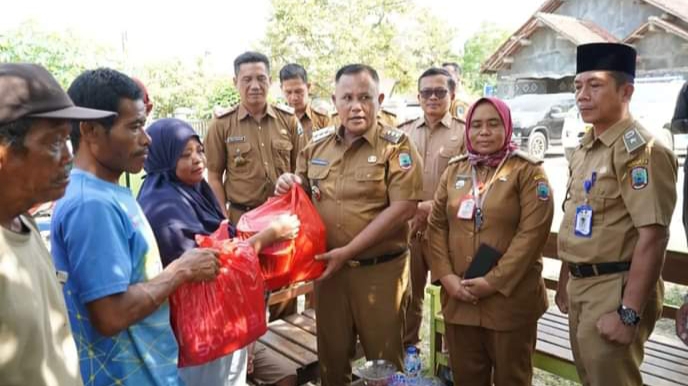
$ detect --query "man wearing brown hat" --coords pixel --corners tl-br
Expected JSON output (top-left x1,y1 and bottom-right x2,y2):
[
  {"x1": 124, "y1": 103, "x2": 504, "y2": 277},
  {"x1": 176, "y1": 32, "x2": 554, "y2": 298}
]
[
  {"x1": 555, "y1": 43, "x2": 677, "y2": 385},
  {"x1": 0, "y1": 63, "x2": 115, "y2": 386}
]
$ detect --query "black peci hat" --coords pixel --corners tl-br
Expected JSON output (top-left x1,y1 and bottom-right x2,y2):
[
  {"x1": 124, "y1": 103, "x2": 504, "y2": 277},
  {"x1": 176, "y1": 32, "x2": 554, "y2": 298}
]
[{"x1": 576, "y1": 43, "x2": 637, "y2": 78}]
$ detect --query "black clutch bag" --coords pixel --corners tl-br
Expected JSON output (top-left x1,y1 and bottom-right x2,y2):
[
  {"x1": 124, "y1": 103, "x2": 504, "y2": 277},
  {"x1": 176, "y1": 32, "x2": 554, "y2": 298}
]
[{"x1": 464, "y1": 243, "x2": 503, "y2": 279}]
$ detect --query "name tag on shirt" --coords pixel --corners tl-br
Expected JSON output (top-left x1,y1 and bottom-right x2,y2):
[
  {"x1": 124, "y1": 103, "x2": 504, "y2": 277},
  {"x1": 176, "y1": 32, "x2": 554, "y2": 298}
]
[
  {"x1": 574, "y1": 204, "x2": 593, "y2": 237},
  {"x1": 457, "y1": 195, "x2": 476, "y2": 220}
]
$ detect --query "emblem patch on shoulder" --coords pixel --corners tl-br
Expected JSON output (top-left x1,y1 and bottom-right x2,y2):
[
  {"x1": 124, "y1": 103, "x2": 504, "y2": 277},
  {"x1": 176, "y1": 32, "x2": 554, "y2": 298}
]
[
  {"x1": 536, "y1": 181, "x2": 550, "y2": 201},
  {"x1": 399, "y1": 152, "x2": 412, "y2": 170},
  {"x1": 630, "y1": 166, "x2": 648, "y2": 190}
]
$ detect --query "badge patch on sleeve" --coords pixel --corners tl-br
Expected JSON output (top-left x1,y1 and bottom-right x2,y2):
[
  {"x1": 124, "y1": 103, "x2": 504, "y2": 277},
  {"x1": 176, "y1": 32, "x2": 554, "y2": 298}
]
[
  {"x1": 399, "y1": 152, "x2": 412, "y2": 170},
  {"x1": 536, "y1": 181, "x2": 550, "y2": 201},
  {"x1": 630, "y1": 166, "x2": 648, "y2": 190}
]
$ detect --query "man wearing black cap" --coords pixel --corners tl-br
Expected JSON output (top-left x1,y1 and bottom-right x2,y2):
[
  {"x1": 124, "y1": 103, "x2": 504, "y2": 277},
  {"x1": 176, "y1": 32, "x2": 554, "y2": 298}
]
[
  {"x1": 0, "y1": 63, "x2": 115, "y2": 386},
  {"x1": 555, "y1": 43, "x2": 677, "y2": 385}
]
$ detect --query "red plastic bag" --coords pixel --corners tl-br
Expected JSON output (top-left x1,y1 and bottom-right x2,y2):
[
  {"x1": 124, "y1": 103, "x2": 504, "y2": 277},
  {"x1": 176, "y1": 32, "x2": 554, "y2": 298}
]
[
  {"x1": 236, "y1": 185, "x2": 327, "y2": 290},
  {"x1": 170, "y1": 223, "x2": 267, "y2": 367}
]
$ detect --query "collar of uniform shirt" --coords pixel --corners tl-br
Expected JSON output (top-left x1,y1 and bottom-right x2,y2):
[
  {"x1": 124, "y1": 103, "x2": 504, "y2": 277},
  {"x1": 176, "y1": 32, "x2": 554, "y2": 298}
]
[
  {"x1": 335, "y1": 121, "x2": 378, "y2": 145},
  {"x1": 583, "y1": 116, "x2": 634, "y2": 148},
  {"x1": 237, "y1": 103, "x2": 278, "y2": 121}
]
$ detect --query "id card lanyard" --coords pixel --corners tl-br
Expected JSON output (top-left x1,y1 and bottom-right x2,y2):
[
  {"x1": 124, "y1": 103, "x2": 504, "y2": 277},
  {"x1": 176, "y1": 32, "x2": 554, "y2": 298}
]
[
  {"x1": 470, "y1": 157, "x2": 508, "y2": 231},
  {"x1": 574, "y1": 171, "x2": 596, "y2": 237}
]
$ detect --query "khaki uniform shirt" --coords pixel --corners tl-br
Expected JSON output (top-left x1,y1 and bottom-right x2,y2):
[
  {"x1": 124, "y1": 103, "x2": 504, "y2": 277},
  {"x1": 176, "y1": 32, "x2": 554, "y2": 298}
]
[
  {"x1": 296, "y1": 124, "x2": 423, "y2": 260},
  {"x1": 205, "y1": 103, "x2": 302, "y2": 208},
  {"x1": 427, "y1": 152, "x2": 554, "y2": 330},
  {"x1": 558, "y1": 118, "x2": 677, "y2": 264},
  {"x1": 450, "y1": 98, "x2": 471, "y2": 121},
  {"x1": 0, "y1": 215, "x2": 82, "y2": 386},
  {"x1": 331, "y1": 107, "x2": 398, "y2": 129},
  {"x1": 398, "y1": 112, "x2": 466, "y2": 201},
  {"x1": 300, "y1": 103, "x2": 332, "y2": 142}
]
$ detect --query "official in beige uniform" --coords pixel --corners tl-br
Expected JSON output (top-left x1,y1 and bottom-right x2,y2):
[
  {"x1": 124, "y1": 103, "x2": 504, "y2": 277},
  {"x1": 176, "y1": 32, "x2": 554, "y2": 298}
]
[
  {"x1": 205, "y1": 52, "x2": 302, "y2": 225},
  {"x1": 442, "y1": 61, "x2": 471, "y2": 120},
  {"x1": 275, "y1": 64, "x2": 423, "y2": 385},
  {"x1": 398, "y1": 67, "x2": 465, "y2": 348},
  {"x1": 279, "y1": 63, "x2": 331, "y2": 142},
  {"x1": 427, "y1": 97, "x2": 553, "y2": 386},
  {"x1": 555, "y1": 43, "x2": 678, "y2": 386},
  {"x1": 204, "y1": 51, "x2": 300, "y2": 386}
]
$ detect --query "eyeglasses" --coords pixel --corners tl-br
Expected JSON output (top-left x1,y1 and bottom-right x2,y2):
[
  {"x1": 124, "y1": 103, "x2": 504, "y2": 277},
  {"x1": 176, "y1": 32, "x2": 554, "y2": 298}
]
[{"x1": 419, "y1": 88, "x2": 449, "y2": 100}]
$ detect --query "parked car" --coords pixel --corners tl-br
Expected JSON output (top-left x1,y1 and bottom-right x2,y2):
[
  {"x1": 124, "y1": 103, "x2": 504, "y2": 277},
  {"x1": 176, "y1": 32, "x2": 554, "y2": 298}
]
[
  {"x1": 561, "y1": 77, "x2": 683, "y2": 160},
  {"x1": 507, "y1": 93, "x2": 576, "y2": 159}
]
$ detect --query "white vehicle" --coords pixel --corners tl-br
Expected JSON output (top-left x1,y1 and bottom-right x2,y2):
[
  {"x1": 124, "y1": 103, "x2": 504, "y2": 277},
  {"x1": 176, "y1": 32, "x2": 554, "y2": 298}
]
[{"x1": 562, "y1": 76, "x2": 683, "y2": 160}]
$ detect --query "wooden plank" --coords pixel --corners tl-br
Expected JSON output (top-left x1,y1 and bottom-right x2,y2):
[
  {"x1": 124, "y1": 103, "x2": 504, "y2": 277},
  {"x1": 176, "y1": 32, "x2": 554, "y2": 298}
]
[
  {"x1": 533, "y1": 350, "x2": 581, "y2": 382},
  {"x1": 283, "y1": 313, "x2": 317, "y2": 335},
  {"x1": 303, "y1": 308, "x2": 316, "y2": 320},
  {"x1": 258, "y1": 330, "x2": 318, "y2": 367},
  {"x1": 267, "y1": 282, "x2": 314, "y2": 306},
  {"x1": 269, "y1": 319, "x2": 318, "y2": 352}
]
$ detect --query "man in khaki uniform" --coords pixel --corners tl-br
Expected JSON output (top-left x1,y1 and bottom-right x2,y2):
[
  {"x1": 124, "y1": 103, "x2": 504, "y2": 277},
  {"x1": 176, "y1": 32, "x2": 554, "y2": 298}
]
[
  {"x1": 204, "y1": 51, "x2": 300, "y2": 386},
  {"x1": 443, "y1": 62, "x2": 471, "y2": 120},
  {"x1": 205, "y1": 51, "x2": 302, "y2": 225},
  {"x1": 397, "y1": 67, "x2": 465, "y2": 348},
  {"x1": 555, "y1": 43, "x2": 678, "y2": 386},
  {"x1": 279, "y1": 63, "x2": 331, "y2": 143},
  {"x1": 275, "y1": 64, "x2": 423, "y2": 385}
]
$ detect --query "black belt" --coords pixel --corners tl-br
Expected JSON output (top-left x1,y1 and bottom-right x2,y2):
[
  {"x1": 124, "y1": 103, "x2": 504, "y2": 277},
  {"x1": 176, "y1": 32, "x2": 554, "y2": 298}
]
[
  {"x1": 229, "y1": 202, "x2": 256, "y2": 212},
  {"x1": 568, "y1": 262, "x2": 631, "y2": 278},
  {"x1": 347, "y1": 249, "x2": 407, "y2": 268}
]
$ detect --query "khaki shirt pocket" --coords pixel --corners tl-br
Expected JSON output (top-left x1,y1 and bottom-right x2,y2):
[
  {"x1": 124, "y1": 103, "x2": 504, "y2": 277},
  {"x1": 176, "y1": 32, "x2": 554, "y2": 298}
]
[
  {"x1": 437, "y1": 145, "x2": 462, "y2": 174},
  {"x1": 227, "y1": 142, "x2": 252, "y2": 173},
  {"x1": 307, "y1": 164, "x2": 331, "y2": 199},
  {"x1": 272, "y1": 140, "x2": 294, "y2": 173},
  {"x1": 590, "y1": 176, "x2": 625, "y2": 259},
  {"x1": 354, "y1": 164, "x2": 387, "y2": 202}
]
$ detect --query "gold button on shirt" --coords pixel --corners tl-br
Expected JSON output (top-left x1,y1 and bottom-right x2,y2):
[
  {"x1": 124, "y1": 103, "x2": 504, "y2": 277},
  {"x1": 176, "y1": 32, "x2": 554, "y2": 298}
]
[
  {"x1": 427, "y1": 153, "x2": 554, "y2": 330},
  {"x1": 296, "y1": 124, "x2": 423, "y2": 259},
  {"x1": 398, "y1": 112, "x2": 466, "y2": 201},
  {"x1": 204, "y1": 104, "x2": 302, "y2": 208},
  {"x1": 558, "y1": 118, "x2": 678, "y2": 265}
]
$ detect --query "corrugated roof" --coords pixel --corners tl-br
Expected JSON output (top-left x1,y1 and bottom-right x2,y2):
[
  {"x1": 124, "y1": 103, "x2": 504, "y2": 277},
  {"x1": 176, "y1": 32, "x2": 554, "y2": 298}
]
[{"x1": 481, "y1": 12, "x2": 616, "y2": 73}]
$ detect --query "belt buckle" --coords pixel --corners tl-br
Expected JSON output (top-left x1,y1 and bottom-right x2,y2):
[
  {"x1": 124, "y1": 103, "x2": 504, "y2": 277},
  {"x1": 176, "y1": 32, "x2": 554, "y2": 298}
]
[{"x1": 347, "y1": 260, "x2": 361, "y2": 268}]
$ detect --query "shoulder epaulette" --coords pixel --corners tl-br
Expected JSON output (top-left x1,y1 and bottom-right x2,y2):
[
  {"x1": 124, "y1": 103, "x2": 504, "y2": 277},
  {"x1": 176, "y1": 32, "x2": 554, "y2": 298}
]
[
  {"x1": 622, "y1": 127, "x2": 647, "y2": 153},
  {"x1": 448, "y1": 154, "x2": 468, "y2": 165},
  {"x1": 312, "y1": 126, "x2": 335, "y2": 143},
  {"x1": 311, "y1": 105, "x2": 329, "y2": 117},
  {"x1": 397, "y1": 116, "x2": 419, "y2": 129},
  {"x1": 274, "y1": 104, "x2": 295, "y2": 114},
  {"x1": 511, "y1": 150, "x2": 543, "y2": 165},
  {"x1": 380, "y1": 128, "x2": 405, "y2": 144},
  {"x1": 380, "y1": 107, "x2": 397, "y2": 117},
  {"x1": 213, "y1": 105, "x2": 238, "y2": 118},
  {"x1": 452, "y1": 116, "x2": 466, "y2": 125}
]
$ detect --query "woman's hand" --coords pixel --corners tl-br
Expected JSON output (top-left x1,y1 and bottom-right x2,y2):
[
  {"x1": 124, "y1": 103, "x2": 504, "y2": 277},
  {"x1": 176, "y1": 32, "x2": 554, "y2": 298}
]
[
  {"x1": 461, "y1": 277, "x2": 497, "y2": 299},
  {"x1": 269, "y1": 214, "x2": 300, "y2": 241}
]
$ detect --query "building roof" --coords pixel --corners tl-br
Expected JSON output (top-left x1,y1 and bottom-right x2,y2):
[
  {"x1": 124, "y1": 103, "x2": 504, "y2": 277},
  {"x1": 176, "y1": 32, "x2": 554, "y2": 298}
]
[
  {"x1": 481, "y1": 12, "x2": 616, "y2": 74},
  {"x1": 642, "y1": 0, "x2": 688, "y2": 24},
  {"x1": 624, "y1": 15, "x2": 688, "y2": 43}
]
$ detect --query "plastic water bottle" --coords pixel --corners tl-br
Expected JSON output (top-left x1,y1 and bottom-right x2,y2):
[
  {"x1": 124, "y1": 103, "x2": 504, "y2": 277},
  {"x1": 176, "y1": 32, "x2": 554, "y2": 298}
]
[{"x1": 403, "y1": 346, "x2": 421, "y2": 385}]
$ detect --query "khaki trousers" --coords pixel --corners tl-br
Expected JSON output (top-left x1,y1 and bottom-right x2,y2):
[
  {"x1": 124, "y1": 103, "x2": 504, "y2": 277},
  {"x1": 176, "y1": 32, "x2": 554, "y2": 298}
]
[
  {"x1": 444, "y1": 323, "x2": 537, "y2": 386},
  {"x1": 567, "y1": 274, "x2": 663, "y2": 386},
  {"x1": 404, "y1": 235, "x2": 429, "y2": 347},
  {"x1": 315, "y1": 252, "x2": 410, "y2": 386}
]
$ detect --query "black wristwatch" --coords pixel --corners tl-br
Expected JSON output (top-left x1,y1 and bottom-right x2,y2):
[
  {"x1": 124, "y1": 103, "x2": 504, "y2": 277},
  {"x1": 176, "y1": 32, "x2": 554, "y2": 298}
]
[{"x1": 617, "y1": 305, "x2": 641, "y2": 326}]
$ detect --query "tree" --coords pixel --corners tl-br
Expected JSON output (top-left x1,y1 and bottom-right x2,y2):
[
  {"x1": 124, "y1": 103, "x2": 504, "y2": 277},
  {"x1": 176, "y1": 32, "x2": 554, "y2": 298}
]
[
  {"x1": 261, "y1": 0, "x2": 457, "y2": 96},
  {"x1": 460, "y1": 22, "x2": 510, "y2": 95},
  {"x1": 0, "y1": 21, "x2": 123, "y2": 89}
]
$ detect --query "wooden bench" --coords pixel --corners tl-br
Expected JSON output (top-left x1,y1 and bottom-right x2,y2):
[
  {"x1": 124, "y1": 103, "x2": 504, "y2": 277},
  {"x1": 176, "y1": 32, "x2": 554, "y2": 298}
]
[
  {"x1": 255, "y1": 281, "x2": 365, "y2": 385},
  {"x1": 428, "y1": 232, "x2": 688, "y2": 385}
]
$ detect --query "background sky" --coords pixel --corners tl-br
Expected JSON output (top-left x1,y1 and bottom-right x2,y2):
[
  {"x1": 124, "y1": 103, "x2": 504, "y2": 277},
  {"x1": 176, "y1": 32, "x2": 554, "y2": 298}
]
[{"x1": 1, "y1": 0, "x2": 545, "y2": 74}]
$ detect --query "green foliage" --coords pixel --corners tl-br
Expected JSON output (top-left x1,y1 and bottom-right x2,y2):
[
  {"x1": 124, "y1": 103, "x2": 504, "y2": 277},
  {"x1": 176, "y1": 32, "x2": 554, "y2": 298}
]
[
  {"x1": 461, "y1": 22, "x2": 510, "y2": 95},
  {"x1": 0, "y1": 21, "x2": 122, "y2": 89},
  {"x1": 261, "y1": 0, "x2": 457, "y2": 96}
]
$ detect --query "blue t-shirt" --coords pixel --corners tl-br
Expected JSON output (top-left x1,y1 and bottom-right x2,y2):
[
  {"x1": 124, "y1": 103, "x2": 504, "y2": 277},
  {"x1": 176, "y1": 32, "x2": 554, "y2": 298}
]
[{"x1": 51, "y1": 169, "x2": 183, "y2": 386}]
